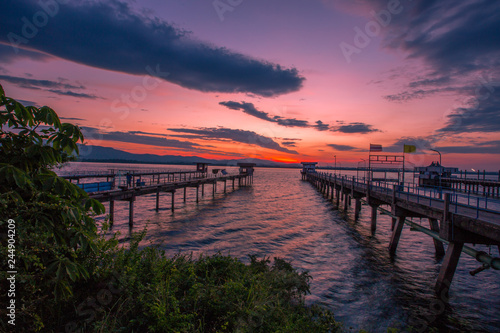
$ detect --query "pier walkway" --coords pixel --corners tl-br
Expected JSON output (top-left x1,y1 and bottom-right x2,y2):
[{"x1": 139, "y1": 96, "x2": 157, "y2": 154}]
[
  {"x1": 303, "y1": 171, "x2": 500, "y2": 296},
  {"x1": 62, "y1": 164, "x2": 256, "y2": 227}
]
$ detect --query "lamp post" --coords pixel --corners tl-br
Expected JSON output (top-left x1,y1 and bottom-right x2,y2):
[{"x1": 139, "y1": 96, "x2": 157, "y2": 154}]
[
  {"x1": 357, "y1": 159, "x2": 366, "y2": 180},
  {"x1": 334, "y1": 155, "x2": 336, "y2": 175},
  {"x1": 430, "y1": 149, "x2": 442, "y2": 165}
]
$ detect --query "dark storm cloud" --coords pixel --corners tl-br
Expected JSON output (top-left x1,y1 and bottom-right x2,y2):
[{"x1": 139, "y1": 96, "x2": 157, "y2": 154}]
[
  {"x1": 0, "y1": 43, "x2": 50, "y2": 63},
  {"x1": 167, "y1": 127, "x2": 298, "y2": 154},
  {"x1": 219, "y1": 101, "x2": 275, "y2": 122},
  {"x1": 383, "y1": 137, "x2": 433, "y2": 153},
  {"x1": 327, "y1": 143, "x2": 360, "y2": 152},
  {"x1": 0, "y1": 74, "x2": 99, "y2": 99},
  {"x1": 313, "y1": 120, "x2": 330, "y2": 131},
  {"x1": 364, "y1": 0, "x2": 500, "y2": 111},
  {"x1": 437, "y1": 86, "x2": 500, "y2": 134},
  {"x1": 0, "y1": 74, "x2": 83, "y2": 90},
  {"x1": 281, "y1": 141, "x2": 297, "y2": 147},
  {"x1": 436, "y1": 141, "x2": 500, "y2": 154},
  {"x1": 60, "y1": 117, "x2": 86, "y2": 121},
  {"x1": 47, "y1": 89, "x2": 100, "y2": 99},
  {"x1": 219, "y1": 101, "x2": 327, "y2": 130},
  {"x1": 81, "y1": 127, "x2": 206, "y2": 150},
  {"x1": 384, "y1": 86, "x2": 468, "y2": 102},
  {"x1": 0, "y1": 0, "x2": 304, "y2": 97},
  {"x1": 331, "y1": 122, "x2": 379, "y2": 134},
  {"x1": 388, "y1": 1, "x2": 500, "y2": 75}
]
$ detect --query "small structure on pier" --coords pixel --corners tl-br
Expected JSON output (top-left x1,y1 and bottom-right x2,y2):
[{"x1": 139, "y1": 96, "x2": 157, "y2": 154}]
[
  {"x1": 196, "y1": 162, "x2": 209, "y2": 173},
  {"x1": 237, "y1": 163, "x2": 256, "y2": 175},
  {"x1": 300, "y1": 162, "x2": 318, "y2": 175},
  {"x1": 415, "y1": 162, "x2": 458, "y2": 188},
  {"x1": 300, "y1": 162, "x2": 318, "y2": 180}
]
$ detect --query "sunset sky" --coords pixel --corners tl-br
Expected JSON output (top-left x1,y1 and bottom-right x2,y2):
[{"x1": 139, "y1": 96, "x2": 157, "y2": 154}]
[{"x1": 1, "y1": 0, "x2": 499, "y2": 169}]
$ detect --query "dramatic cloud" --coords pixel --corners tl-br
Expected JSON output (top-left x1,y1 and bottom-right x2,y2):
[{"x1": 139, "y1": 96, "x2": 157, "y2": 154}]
[
  {"x1": 0, "y1": 0, "x2": 304, "y2": 97},
  {"x1": 438, "y1": 86, "x2": 500, "y2": 134},
  {"x1": 378, "y1": 1, "x2": 500, "y2": 76},
  {"x1": 331, "y1": 121, "x2": 380, "y2": 134},
  {"x1": 80, "y1": 127, "x2": 208, "y2": 150},
  {"x1": 436, "y1": 141, "x2": 500, "y2": 154},
  {"x1": 0, "y1": 74, "x2": 100, "y2": 99},
  {"x1": 327, "y1": 143, "x2": 361, "y2": 152},
  {"x1": 220, "y1": 101, "x2": 328, "y2": 130},
  {"x1": 383, "y1": 137, "x2": 434, "y2": 153},
  {"x1": 60, "y1": 117, "x2": 86, "y2": 121},
  {"x1": 0, "y1": 43, "x2": 50, "y2": 63},
  {"x1": 384, "y1": 87, "x2": 467, "y2": 102},
  {"x1": 168, "y1": 127, "x2": 298, "y2": 154},
  {"x1": 219, "y1": 101, "x2": 274, "y2": 122},
  {"x1": 313, "y1": 120, "x2": 330, "y2": 131},
  {"x1": 281, "y1": 141, "x2": 297, "y2": 147},
  {"x1": 364, "y1": 0, "x2": 500, "y2": 114}
]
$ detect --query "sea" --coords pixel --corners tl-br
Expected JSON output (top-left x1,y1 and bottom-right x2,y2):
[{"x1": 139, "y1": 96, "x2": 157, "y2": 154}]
[{"x1": 57, "y1": 162, "x2": 500, "y2": 332}]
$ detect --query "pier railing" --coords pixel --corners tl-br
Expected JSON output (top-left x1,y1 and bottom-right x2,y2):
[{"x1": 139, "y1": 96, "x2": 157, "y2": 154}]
[{"x1": 315, "y1": 172, "x2": 500, "y2": 221}]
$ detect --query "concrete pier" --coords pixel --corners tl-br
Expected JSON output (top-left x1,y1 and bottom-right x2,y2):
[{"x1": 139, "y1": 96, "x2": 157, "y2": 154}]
[{"x1": 303, "y1": 170, "x2": 500, "y2": 296}]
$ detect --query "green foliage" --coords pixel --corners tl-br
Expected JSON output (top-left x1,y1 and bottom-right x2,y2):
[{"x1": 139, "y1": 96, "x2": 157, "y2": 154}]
[
  {"x1": 65, "y1": 235, "x2": 341, "y2": 332},
  {"x1": 0, "y1": 84, "x2": 104, "y2": 331},
  {"x1": 0, "y1": 84, "x2": 342, "y2": 332}
]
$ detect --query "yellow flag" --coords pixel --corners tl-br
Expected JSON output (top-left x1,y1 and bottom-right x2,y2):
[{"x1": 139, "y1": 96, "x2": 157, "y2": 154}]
[{"x1": 404, "y1": 144, "x2": 416, "y2": 153}]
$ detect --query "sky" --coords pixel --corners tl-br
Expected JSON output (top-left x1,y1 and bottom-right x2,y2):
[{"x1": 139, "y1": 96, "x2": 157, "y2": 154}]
[{"x1": 1, "y1": 0, "x2": 499, "y2": 170}]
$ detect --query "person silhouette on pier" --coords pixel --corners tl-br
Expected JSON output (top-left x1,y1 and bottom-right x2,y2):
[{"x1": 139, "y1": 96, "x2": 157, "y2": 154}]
[{"x1": 126, "y1": 173, "x2": 132, "y2": 187}]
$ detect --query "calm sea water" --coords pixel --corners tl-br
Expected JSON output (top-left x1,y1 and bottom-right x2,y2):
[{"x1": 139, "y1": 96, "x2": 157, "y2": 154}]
[{"x1": 58, "y1": 162, "x2": 500, "y2": 332}]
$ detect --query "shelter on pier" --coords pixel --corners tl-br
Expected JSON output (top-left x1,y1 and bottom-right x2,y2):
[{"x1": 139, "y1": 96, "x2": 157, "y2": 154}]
[
  {"x1": 237, "y1": 163, "x2": 256, "y2": 175},
  {"x1": 196, "y1": 162, "x2": 209, "y2": 173},
  {"x1": 415, "y1": 162, "x2": 458, "y2": 188},
  {"x1": 300, "y1": 162, "x2": 317, "y2": 180},
  {"x1": 300, "y1": 162, "x2": 317, "y2": 174}
]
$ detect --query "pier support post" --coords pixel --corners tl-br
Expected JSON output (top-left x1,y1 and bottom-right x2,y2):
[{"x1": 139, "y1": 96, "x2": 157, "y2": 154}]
[
  {"x1": 354, "y1": 198, "x2": 361, "y2": 220},
  {"x1": 370, "y1": 205, "x2": 379, "y2": 233},
  {"x1": 156, "y1": 189, "x2": 160, "y2": 212},
  {"x1": 202, "y1": 184, "x2": 205, "y2": 196},
  {"x1": 196, "y1": 186, "x2": 199, "y2": 203},
  {"x1": 335, "y1": 190, "x2": 340, "y2": 208},
  {"x1": 224, "y1": 180, "x2": 227, "y2": 193},
  {"x1": 128, "y1": 197, "x2": 135, "y2": 228},
  {"x1": 429, "y1": 218, "x2": 445, "y2": 256},
  {"x1": 343, "y1": 192, "x2": 348, "y2": 211},
  {"x1": 388, "y1": 215, "x2": 406, "y2": 255},
  {"x1": 232, "y1": 178, "x2": 235, "y2": 189},
  {"x1": 171, "y1": 191, "x2": 175, "y2": 212},
  {"x1": 184, "y1": 187, "x2": 187, "y2": 202},
  {"x1": 213, "y1": 181, "x2": 216, "y2": 196},
  {"x1": 435, "y1": 241, "x2": 464, "y2": 297},
  {"x1": 109, "y1": 200, "x2": 114, "y2": 225}
]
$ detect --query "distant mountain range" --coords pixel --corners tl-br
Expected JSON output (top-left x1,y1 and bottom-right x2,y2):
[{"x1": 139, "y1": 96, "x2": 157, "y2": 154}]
[{"x1": 77, "y1": 145, "x2": 301, "y2": 168}]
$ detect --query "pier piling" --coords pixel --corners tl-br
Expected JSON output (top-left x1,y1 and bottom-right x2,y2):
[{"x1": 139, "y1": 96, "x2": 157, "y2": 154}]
[
  {"x1": 435, "y1": 242, "x2": 464, "y2": 297},
  {"x1": 429, "y1": 218, "x2": 445, "y2": 256},
  {"x1": 388, "y1": 215, "x2": 406, "y2": 255}
]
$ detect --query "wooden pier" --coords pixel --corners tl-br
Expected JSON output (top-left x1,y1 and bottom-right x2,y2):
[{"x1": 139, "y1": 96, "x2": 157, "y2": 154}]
[
  {"x1": 302, "y1": 170, "x2": 500, "y2": 297},
  {"x1": 64, "y1": 163, "x2": 255, "y2": 227}
]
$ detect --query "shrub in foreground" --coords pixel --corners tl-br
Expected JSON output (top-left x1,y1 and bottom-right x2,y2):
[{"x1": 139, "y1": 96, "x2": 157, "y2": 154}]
[{"x1": 66, "y1": 234, "x2": 341, "y2": 332}]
